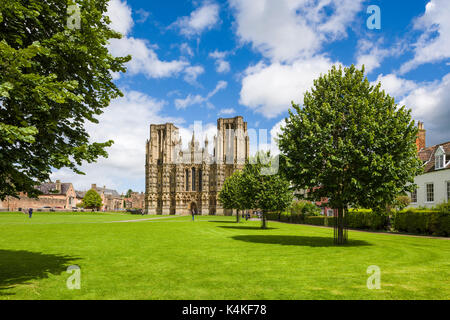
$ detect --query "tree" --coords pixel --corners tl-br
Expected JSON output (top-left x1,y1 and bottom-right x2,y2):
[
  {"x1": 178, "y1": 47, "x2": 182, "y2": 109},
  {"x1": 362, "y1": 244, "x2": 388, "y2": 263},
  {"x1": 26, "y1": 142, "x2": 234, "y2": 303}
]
[
  {"x1": 0, "y1": 0, "x2": 130, "y2": 200},
  {"x1": 241, "y1": 153, "x2": 294, "y2": 229},
  {"x1": 219, "y1": 170, "x2": 244, "y2": 222},
  {"x1": 82, "y1": 189, "x2": 102, "y2": 210},
  {"x1": 278, "y1": 65, "x2": 423, "y2": 244},
  {"x1": 125, "y1": 189, "x2": 133, "y2": 198}
]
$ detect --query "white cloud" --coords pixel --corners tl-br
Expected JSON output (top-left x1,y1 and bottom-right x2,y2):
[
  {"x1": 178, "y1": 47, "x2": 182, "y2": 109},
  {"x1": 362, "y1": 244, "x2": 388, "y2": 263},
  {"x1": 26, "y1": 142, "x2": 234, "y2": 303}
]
[
  {"x1": 175, "y1": 81, "x2": 227, "y2": 109},
  {"x1": 231, "y1": 0, "x2": 362, "y2": 119},
  {"x1": 106, "y1": 0, "x2": 134, "y2": 36},
  {"x1": 183, "y1": 65, "x2": 205, "y2": 85},
  {"x1": 109, "y1": 37, "x2": 189, "y2": 79},
  {"x1": 136, "y1": 8, "x2": 150, "y2": 23},
  {"x1": 180, "y1": 43, "x2": 194, "y2": 57},
  {"x1": 229, "y1": 0, "x2": 364, "y2": 62},
  {"x1": 239, "y1": 56, "x2": 337, "y2": 118},
  {"x1": 51, "y1": 90, "x2": 182, "y2": 193},
  {"x1": 218, "y1": 108, "x2": 236, "y2": 115},
  {"x1": 355, "y1": 39, "x2": 404, "y2": 74},
  {"x1": 209, "y1": 50, "x2": 231, "y2": 73},
  {"x1": 400, "y1": 0, "x2": 450, "y2": 74},
  {"x1": 374, "y1": 73, "x2": 450, "y2": 145},
  {"x1": 171, "y1": 2, "x2": 220, "y2": 37},
  {"x1": 373, "y1": 74, "x2": 419, "y2": 98},
  {"x1": 107, "y1": 0, "x2": 199, "y2": 82}
]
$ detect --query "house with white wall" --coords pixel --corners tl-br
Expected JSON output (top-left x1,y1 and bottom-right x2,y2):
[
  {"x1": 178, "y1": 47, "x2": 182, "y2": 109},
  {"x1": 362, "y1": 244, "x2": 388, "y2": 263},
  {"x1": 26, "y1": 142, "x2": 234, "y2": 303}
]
[{"x1": 409, "y1": 137, "x2": 450, "y2": 208}]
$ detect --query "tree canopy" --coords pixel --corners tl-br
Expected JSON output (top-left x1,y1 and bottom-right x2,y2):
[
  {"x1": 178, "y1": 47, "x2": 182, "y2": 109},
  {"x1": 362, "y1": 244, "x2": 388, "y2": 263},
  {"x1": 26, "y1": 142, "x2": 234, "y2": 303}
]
[
  {"x1": 278, "y1": 64, "x2": 423, "y2": 242},
  {"x1": 218, "y1": 153, "x2": 293, "y2": 228},
  {"x1": 0, "y1": 0, "x2": 130, "y2": 199},
  {"x1": 81, "y1": 189, "x2": 102, "y2": 210}
]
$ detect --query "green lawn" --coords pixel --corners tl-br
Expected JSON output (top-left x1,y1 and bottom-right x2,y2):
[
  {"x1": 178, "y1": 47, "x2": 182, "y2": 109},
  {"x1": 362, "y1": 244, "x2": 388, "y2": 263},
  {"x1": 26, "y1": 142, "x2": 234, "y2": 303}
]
[{"x1": 0, "y1": 212, "x2": 449, "y2": 300}]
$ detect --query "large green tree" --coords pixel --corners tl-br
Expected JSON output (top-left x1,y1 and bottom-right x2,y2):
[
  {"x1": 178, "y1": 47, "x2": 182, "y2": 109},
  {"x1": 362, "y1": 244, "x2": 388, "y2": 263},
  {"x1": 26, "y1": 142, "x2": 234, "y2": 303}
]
[
  {"x1": 278, "y1": 65, "x2": 423, "y2": 244},
  {"x1": 0, "y1": 0, "x2": 130, "y2": 199}
]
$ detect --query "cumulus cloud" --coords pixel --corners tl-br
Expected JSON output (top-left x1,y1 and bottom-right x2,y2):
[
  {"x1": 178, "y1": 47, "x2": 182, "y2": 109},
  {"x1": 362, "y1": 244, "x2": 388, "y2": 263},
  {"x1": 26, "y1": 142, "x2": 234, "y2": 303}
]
[
  {"x1": 51, "y1": 91, "x2": 182, "y2": 193},
  {"x1": 400, "y1": 0, "x2": 450, "y2": 74},
  {"x1": 373, "y1": 73, "x2": 450, "y2": 145},
  {"x1": 229, "y1": 0, "x2": 364, "y2": 62},
  {"x1": 106, "y1": 0, "x2": 134, "y2": 36},
  {"x1": 109, "y1": 37, "x2": 189, "y2": 78},
  {"x1": 107, "y1": 0, "x2": 200, "y2": 82},
  {"x1": 171, "y1": 2, "x2": 220, "y2": 37},
  {"x1": 239, "y1": 56, "x2": 337, "y2": 118},
  {"x1": 183, "y1": 65, "x2": 205, "y2": 85},
  {"x1": 231, "y1": 0, "x2": 363, "y2": 118},
  {"x1": 355, "y1": 39, "x2": 405, "y2": 74}
]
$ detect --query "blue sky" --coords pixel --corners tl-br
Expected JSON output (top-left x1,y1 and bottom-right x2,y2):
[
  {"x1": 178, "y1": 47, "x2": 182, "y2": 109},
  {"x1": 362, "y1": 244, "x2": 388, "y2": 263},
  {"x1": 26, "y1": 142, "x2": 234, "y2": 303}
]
[{"x1": 52, "y1": 0, "x2": 450, "y2": 194}]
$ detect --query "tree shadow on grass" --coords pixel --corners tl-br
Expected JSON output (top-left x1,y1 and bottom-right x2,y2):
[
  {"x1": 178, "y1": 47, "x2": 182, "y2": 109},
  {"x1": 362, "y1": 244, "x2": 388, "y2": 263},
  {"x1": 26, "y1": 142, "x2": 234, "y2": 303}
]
[
  {"x1": 0, "y1": 249, "x2": 79, "y2": 295},
  {"x1": 218, "y1": 226, "x2": 277, "y2": 230},
  {"x1": 231, "y1": 235, "x2": 371, "y2": 247},
  {"x1": 208, "y1": 220, "x2": 238, "y2": 223}
]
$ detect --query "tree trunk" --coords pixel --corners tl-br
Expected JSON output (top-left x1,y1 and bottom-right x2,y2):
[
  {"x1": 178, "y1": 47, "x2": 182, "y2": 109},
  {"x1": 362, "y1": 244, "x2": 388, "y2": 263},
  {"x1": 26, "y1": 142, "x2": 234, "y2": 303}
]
[
  {"x1": 236, "y1": 209, "x2": 240, "y2": 223},
  {"x1": 261, "y1": 210, "x2": 267, "y2": 229},
  {"x1": 334, "y1": 207, "x2": 347, "y2": 245}
]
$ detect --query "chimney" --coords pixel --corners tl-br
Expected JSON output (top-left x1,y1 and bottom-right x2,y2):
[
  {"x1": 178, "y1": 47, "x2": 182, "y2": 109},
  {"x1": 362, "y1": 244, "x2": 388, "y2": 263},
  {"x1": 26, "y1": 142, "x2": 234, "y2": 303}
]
[
  {"x1": 55, "y1": 180, "x2": 61, "y2": 192},
  {"x1": 91, "y1": 184, "x2": 97, "y2": 190},
  {"x1": 416, "y1": 121, "x2": 426, "y2": 151}
]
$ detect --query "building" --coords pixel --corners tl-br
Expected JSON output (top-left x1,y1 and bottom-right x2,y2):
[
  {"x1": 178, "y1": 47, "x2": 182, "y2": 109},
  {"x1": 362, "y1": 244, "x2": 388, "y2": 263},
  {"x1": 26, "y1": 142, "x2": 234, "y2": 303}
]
[
  {"x1": 409, "y1": 123, "x2": 450, "y2": 208},
  {"x1": 124, "y1": 192, "x2": 145, "y2": 209},
  {"x1": 89, "y1": 184, "x2": 124, "y2": 211},
  {"x1": 0, "y1": 180, "x2": 78, "y2": 211},
  {"x1": 145, "y1": 116, "x2": 250, "y2": 215}
]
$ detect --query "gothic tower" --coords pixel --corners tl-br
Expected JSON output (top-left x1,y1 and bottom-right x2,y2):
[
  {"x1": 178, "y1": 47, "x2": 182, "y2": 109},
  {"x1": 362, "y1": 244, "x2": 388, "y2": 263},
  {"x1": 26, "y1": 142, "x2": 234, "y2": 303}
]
[{"x1": 145, "y1": 117, "x2": 249, "y2": 216}]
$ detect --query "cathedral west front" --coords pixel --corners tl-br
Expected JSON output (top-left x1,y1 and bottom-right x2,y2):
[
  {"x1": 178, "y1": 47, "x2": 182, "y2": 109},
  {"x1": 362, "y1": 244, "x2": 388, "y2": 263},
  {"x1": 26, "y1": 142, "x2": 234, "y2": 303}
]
[{"x1": 145, "y1": 116, "x2": 249, "y2": 215}]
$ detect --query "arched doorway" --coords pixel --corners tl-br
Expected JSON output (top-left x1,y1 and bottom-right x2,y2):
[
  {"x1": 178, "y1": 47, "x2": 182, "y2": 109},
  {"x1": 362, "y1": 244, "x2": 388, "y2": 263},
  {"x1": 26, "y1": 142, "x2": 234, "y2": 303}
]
[{"x1": 189, "y1": 202, "x2": 198, "y2": 215}]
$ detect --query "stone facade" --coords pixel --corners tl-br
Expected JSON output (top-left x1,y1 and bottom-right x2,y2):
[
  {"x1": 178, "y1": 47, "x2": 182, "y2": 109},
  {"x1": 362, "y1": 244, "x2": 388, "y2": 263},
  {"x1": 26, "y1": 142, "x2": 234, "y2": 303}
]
[
  {"x1": 1, "y1": 180, "x2": 78, "y2": 211},
  {"x1": 145, "y1": 116, "x2": 250, "y2": 215}
]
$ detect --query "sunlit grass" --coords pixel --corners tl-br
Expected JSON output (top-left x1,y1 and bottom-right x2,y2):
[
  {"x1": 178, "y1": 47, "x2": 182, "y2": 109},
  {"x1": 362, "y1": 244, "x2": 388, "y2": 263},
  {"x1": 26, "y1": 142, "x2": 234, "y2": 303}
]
[{"x1": 0, "y1": 212, "x2": 448, "y2": 299}]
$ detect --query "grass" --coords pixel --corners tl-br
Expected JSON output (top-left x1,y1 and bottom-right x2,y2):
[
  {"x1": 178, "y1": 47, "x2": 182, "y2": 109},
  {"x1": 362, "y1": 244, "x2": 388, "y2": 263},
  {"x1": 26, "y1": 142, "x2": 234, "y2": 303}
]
[{"x1": 0, "y1": 212, "x2": 449, "y2": 300}]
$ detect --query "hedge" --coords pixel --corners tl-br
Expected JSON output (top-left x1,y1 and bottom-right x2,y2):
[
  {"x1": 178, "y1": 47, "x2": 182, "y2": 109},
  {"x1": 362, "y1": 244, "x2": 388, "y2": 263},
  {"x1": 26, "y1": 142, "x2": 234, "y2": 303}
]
[
  {"x1": 392, "y1": 210, "x2": 450, "y2": 236},
  {"x1": 346, "y1": 210, "x2": 389, "y2": 231},
  {"x1": 266, "y1": 207, "x2": 449, "y2": 236}
]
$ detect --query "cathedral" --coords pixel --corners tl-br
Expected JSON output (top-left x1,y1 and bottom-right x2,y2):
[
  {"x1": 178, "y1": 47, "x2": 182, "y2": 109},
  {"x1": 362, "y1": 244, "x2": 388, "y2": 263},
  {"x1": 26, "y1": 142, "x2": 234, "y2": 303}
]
[{"x1": 145, "y1": 116, "x2": 250, "y2": 215}]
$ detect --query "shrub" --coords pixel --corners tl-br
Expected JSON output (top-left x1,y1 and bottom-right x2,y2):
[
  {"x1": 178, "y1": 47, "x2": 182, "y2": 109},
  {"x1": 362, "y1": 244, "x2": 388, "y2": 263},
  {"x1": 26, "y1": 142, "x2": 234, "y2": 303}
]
[
  {"x1": 392, "y1": 209, "x2": 450, "y2": 236},
  {"x1": 304, "y1": 216, "x2": 325, "y2": 226},
  {"x1": 346, "y1": 209, "x2": 389, "y2": 230},
  {"x1": 434, "y1": 200, "x2": 450, "y2": 213}
]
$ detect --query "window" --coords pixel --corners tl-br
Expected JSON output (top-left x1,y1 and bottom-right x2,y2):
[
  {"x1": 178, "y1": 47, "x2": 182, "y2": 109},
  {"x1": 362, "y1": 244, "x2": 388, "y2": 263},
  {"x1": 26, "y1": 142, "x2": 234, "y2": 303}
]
[
  {"x1": 436, "y1": 155, "x2": 444, "y2": 169},
  {"x1": 447, "y1": 181, "x2": 450, "y2": 201},
  {"x1": 192, "y1": 168, "x2": 196, "y2": 191},
  {"x1": 185, "y1": 169, "x2": 189, "y2": 191},
  {"x1": 411, "y1": 189, "x2": 417, "y2": 203},
  {"x1": 199, "y1": 169, "x2": 203, "y2": 191},
  {"x1": 426, "y1": 183, "x2": 434, "y2": 202}
]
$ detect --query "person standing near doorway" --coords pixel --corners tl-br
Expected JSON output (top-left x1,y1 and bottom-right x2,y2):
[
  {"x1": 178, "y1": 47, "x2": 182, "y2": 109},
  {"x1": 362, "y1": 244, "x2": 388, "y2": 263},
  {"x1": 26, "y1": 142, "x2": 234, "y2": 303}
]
[{"x1": 191, "y1": 208, "x2": 195, "y2": 221}]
